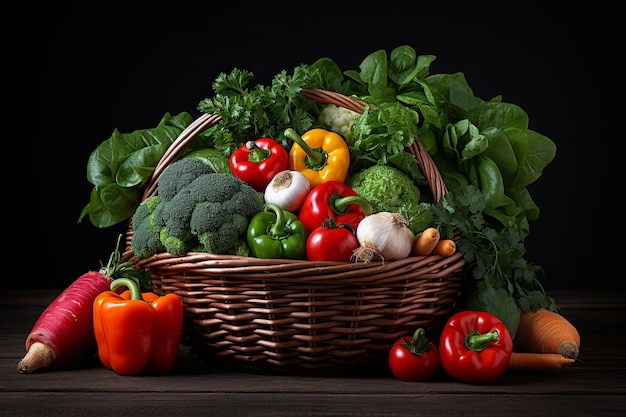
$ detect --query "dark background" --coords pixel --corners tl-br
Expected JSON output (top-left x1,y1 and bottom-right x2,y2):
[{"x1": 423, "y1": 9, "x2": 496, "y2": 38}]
[{"x1": 28, "y1": 1, "x2": 620, "y2": 292}]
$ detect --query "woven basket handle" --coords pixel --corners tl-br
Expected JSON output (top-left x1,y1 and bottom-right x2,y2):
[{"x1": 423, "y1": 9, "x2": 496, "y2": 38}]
[
  {"x1": 300, "y1": 88, "x2": 448, "y2": 203},
  {"x1": 140, "y1": 113, "x2": 222, "y2": 202}
]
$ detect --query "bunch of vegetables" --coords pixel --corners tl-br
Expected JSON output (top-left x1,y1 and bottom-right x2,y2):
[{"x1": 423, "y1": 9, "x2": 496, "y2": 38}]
[
  {"x1": 15, "y1": 43, "x2": 577, "y2": 380},
  {"x1": 129, "y1": 137, "x2": 422, "y2": 264},
  {"x1": 79, "y1": 44, "x2": 561, "y2": 340}
]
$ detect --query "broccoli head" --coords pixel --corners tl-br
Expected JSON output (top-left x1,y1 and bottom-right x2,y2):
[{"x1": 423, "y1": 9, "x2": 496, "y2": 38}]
[
  {"x1": 346, "y1": 164, "x2": 433, "y2": 234},
  {"x1": 130, "y1": 157, "x2": 264, "y2": 258}
]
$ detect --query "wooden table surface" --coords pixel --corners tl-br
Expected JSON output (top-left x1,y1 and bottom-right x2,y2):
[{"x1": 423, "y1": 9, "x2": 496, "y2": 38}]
[{"x1": 1, "y1": 290, "x2": 624, "y2": 417}]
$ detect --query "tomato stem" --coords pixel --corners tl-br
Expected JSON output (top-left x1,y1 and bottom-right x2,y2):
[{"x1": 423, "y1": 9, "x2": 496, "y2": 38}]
[{"x1": 401, "y1": 328, "x2": 431, "y2": 355}]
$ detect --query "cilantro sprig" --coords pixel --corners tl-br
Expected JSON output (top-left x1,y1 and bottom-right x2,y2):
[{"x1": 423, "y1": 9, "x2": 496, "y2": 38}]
[{"x1": 430, "y1": 185, "x2": 558, "y2": 313}]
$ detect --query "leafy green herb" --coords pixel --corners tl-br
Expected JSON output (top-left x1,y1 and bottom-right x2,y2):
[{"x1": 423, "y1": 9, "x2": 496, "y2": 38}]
[
  {"x1": 196, "y1": 63, "x2": 348, "y2": 157},
  {"x1": 349, "y1": 102, "x2": 421, "y2": 175},
  {"x1": 429, "y1": 184, "x2": 558, "y2": 313}
]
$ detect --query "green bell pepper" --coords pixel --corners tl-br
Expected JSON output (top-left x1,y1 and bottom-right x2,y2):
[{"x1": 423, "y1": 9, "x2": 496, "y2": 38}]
[{"x1": 247, "y1": 203, "x2": 307, "y2": 260}]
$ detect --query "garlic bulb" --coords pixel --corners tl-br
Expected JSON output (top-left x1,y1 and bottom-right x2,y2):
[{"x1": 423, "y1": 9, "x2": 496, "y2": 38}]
[
  {"x1": 264, "y1": 170, "x2": 310, "y2": 212},
  {"x1": 352, "y1": 212, "x2": 413, "y2": 263}
]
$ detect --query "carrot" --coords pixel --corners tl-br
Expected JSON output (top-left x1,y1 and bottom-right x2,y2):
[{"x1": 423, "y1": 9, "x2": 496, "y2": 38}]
[
  {"x1": 17, "y1": 236, "x2": 142, "y2": 373},
  {"x1": 412, "y1": 227, "x2": 440, "y2": 256},
  {"x1": 507, "y1": 352, "x2": 575, "y2": 372},
  {"x1": 514, "y1": 308, "x2": 581, "y2": 359},
  {"x1": 431, "y1": 238, "x2": 456, "y2": 257}
]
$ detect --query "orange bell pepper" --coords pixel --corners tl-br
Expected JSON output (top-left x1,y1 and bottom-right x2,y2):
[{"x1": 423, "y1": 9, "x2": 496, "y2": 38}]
[
  {"x1": 285, "y1": 128, "x2": 350, "y2": 188},
  {"x1": 93, "y1": 278, "x2": 183, "y2": 375}
]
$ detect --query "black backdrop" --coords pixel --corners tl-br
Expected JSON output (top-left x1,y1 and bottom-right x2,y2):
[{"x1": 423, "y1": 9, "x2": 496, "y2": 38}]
[{"x1": 31, "y1": 1, "x2": 620, "y2": 292}]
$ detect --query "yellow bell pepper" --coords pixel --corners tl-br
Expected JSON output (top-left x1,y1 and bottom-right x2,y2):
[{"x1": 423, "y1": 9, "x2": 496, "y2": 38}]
[{"x1": 285, "y1": 128, "x2": 350, "y2": 188}]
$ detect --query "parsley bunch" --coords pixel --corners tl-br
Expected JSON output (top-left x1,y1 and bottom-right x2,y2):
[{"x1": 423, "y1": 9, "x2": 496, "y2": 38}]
[{"x1": 196, "y1": 65, "x2": 334, "y2": 157}]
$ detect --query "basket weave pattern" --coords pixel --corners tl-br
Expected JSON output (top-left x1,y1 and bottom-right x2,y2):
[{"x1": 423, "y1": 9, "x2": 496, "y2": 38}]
[{"x1": 124, "y1": 89, "x2": 468, "y2": 371}]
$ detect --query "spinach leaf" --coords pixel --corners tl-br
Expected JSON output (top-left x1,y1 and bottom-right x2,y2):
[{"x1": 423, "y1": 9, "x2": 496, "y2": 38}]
[
  {"x1": 79, "y1": 112, "x2": 194, "y2": 228},
  {"x1": 481, "y1": 127, "x2": 518, "y2": 179},
  {"x1": 510, "y1": 129, "x2": 557, "y2": 189}
]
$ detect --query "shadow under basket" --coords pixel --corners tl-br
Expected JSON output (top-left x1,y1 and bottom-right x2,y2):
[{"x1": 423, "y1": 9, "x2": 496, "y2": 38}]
[{"x1": 124, "y1": 88, "x2": 469, "y2": 373}]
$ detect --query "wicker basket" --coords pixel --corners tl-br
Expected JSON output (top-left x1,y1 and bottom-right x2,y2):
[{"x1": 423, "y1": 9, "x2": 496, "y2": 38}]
[{"x1": 123, "y1": 89, "x2": 468, "y2": 372}]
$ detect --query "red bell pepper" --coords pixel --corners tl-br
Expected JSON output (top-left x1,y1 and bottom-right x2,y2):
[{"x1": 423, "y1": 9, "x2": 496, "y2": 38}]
[
  {"x1": 298, "y1": 180, "x2": 373, "y2": 235},
  {"x1": 439, "y1": 310, "x2": 513, "y2": 384},
  {"x1": 306, "y1": 218, "x2": 360, "y2": 262},
  {"x1": 229, "y1": 138, "x2": 289, "y2": 192},
  {"x1": 93, "y1": 278, "x2": 184, "y2": 375}
]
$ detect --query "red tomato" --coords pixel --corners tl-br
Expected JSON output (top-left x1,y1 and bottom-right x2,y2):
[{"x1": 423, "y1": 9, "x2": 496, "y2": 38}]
[
  {"x1": 306, "y1": 218, "x2": 360, "y2": 262},
  {"x1": 388, "y1": 328, "x2": 440, "y2": 382}
]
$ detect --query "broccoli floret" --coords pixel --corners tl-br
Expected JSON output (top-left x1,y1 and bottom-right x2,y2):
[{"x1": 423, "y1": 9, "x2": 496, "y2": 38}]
[
  {"x1": 130, "y1": 158, "x2": 264, "y2": 258},
  {"x1": 346, "y1": 164, "x2": 433, "y2": 235},
  {"x1": 194, "y1": 212, "x2": 249, "y2": 255},
  {"x1": 158, "y1": 226, "x2": 193, "y2": 256},
  {"x1": 156, "y1": 190, "x2": 198, "y2": 241},
  {"x1": 183, "y1": 173, "x2": 263, "y2": 255},
  {"x1": 157, "y1": 158, "x2": 215, "y2": 201},
  {"x1": 130, "y1": 195, "x2": 164, "y2": 259}
]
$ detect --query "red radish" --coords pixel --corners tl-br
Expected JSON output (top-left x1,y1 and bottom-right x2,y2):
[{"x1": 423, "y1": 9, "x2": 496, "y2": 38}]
[
  {"x1": 17, "y1": 271, "x2": 113, "y2": 373},
  {"x1": 17, "y1": 235, "x2": 146, "y2": 373}
]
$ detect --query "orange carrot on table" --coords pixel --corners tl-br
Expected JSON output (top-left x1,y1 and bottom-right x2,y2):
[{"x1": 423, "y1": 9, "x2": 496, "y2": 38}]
[
  {"x1": 514, "y1": 308, "x2": 581, "y2": 359},
  {"x1": 507, "y1": 352, "x2": 576, "y2": 372},
  {"x1": 412, "y1": 227, "x2": 440, "y2": 256}
]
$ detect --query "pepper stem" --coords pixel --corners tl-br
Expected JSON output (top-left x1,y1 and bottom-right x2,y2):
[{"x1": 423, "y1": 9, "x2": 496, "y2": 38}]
[
  {"x1": 331, "y1": 194, "x2": 374, "y2": 216},
  {"x1": 264, "y1": 203, "x2": 291, "y2": 240},
  {"x1": 284, "y1": 128, "x2": 325, "y2": 167},
  {"x1": 245, "y1": 140, "x2": 271, "y2": 163},
  {"x1": 465, "y1": 329, "x2": 500, "y2": 352},
  {"x1": 110, "y1": 278, "x2": 143, "y2": 301}
]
